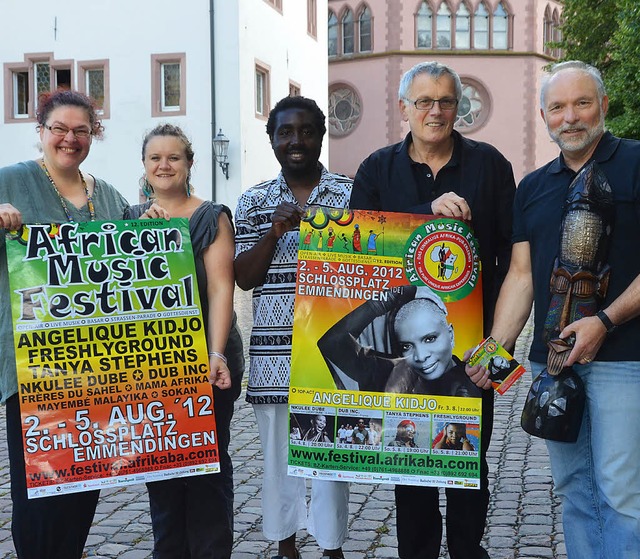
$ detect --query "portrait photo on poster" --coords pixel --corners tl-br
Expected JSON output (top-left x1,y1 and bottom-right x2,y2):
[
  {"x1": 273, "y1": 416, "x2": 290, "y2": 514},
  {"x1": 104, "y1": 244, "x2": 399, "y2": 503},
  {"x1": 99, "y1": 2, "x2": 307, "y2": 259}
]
[
  {"x1": 289, "y1": 408, "x2": 335, "y2": 447},
  {"x1": 317, "y1": 284, "x2": 482, "y2": 399},
  {"x1": 431, "y1": 420, "x2": 480, "y2": 455},
  {"x1": 384, "y1": 415, "x2": 431, "y2": 452}
]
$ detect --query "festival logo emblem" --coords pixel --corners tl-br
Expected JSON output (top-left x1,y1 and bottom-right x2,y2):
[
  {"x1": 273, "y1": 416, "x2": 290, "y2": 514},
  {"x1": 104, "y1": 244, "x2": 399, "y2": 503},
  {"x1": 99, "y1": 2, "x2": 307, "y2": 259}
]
[
  {"x1": 403, "y1": 218, "x2": 480, "y2": 301},
  {"x1": 484, "y1": 339, "x2": 498, "y2": 354}
]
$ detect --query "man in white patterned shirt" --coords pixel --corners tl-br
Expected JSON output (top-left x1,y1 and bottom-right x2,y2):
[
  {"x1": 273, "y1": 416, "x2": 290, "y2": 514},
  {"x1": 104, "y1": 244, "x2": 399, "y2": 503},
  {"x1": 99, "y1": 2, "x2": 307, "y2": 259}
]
[{"x1": 234, "y1": 96, "x2": 352, "y2": 559}]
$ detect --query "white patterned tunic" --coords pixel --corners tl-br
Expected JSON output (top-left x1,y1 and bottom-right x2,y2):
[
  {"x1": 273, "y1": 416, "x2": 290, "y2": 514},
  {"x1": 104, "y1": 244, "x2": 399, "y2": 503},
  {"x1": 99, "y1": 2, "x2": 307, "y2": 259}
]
[{"x1": 235, "y1": 166, "x2": 352, "y2": 404}]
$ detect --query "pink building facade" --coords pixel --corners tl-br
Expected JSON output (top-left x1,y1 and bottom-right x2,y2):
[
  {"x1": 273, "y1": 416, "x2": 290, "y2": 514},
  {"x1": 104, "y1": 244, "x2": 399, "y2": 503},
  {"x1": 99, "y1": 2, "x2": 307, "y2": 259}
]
[{"x1": 327, "y1": 0, "x2": 564, "y2": 183}]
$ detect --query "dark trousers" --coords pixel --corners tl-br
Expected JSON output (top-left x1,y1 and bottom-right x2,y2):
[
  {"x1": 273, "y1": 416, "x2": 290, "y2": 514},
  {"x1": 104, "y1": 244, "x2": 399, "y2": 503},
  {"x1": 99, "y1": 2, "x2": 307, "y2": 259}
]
[
  {"x1": 147, "y1": 384, "x2": 237, "y2": 559},
  {"x1": 7, "y1": 394, "x2": 100, "y2": 559},
  {"x1": 396, "y1": 389, "x2": 494, "y2": 559}
]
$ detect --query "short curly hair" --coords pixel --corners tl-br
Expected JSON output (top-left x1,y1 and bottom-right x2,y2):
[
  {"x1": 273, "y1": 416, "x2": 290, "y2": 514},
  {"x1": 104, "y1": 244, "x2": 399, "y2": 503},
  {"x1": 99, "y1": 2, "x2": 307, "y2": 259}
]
[
  {"x1": 265, "y1": 96, "x2": 326, "y2": 139},
  {"x1": 36, "y1": 90, "x2": 104, "y2": 139}
]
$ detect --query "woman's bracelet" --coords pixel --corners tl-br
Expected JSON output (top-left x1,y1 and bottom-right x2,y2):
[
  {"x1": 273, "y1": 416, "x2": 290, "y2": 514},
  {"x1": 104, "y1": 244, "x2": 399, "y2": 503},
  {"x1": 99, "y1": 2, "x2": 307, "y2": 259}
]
[{"x1": 208, "y1": 351, "x2": 228, "y2": 364}]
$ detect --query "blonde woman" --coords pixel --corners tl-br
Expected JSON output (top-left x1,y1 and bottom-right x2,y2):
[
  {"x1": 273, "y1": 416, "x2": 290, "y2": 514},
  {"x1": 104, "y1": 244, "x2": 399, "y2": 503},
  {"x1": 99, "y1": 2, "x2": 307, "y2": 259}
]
[{"x1": 125, "y1": 124, "x2": 244, "y2": 559}]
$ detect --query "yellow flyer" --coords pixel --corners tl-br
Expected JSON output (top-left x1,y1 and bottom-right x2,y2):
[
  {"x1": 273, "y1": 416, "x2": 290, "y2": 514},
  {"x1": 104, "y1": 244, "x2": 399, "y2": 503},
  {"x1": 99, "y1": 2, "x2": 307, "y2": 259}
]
[
  {"x1": 6, "y1": 219, "x2": 220, "y2": 498},
  {"x1": 289, "y1": 208, "x2": 483, "y2": 488},
  {"x1": 467, "y1": 336, "x2": 526, "y2": 395}
]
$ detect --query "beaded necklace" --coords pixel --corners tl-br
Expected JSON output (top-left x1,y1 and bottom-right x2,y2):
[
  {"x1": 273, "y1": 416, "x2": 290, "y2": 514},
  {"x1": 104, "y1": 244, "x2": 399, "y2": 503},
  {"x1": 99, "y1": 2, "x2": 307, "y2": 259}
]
[{"x1": 40, "y1": 159, "x2": 96, "y2": 222}]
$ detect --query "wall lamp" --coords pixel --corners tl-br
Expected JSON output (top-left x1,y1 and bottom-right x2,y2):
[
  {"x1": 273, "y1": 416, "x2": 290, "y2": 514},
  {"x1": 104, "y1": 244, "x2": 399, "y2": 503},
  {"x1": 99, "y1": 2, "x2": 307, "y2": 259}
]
[{"x1": 213, "y1": 128, "x2": 230, "y2": 179}]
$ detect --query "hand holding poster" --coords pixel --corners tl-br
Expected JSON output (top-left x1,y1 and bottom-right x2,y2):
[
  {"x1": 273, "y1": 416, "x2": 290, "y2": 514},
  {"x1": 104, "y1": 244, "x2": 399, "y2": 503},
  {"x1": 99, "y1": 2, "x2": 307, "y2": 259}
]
[
  {"x1": 6, "y1": 219, "x2": 220, "y2": 498},
  {"x1": 289, "y1": 208, "x2": 483, "y2": 488}
]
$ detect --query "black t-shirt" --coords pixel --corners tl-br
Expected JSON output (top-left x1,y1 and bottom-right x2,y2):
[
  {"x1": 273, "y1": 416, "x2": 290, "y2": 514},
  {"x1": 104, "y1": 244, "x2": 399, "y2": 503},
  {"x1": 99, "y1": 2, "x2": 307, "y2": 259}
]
[
  {"x1": 513, "y1": 132, "x2": 640, "y2": 362},
  {"x1": 351, "y1": 131, "x2": 516, "y2": 336}
]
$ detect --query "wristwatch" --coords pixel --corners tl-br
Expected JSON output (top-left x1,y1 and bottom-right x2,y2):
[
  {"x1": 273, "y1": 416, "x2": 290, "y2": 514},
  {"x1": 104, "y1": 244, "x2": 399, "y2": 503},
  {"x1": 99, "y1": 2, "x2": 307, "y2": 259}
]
[{"x1": 596, "y1": 310, "x2": 617, "y2": 334}]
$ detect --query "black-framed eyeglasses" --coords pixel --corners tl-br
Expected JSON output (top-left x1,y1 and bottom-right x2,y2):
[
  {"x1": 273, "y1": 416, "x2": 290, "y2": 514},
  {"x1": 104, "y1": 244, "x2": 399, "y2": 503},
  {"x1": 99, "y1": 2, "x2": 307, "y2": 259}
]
[
  {"x1": 403, "y1": 97, "x2": 459, "y2": 111},
  {"x1": 43, "y1": 123, "x2": 92, "y2": 139}
]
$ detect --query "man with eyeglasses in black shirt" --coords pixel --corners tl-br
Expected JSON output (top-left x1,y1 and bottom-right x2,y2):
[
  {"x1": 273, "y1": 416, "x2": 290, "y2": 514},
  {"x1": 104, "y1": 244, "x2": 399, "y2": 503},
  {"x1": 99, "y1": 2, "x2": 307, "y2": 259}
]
[{"x1": 350, "y1": 61, "x2": 516, "y2": 559}]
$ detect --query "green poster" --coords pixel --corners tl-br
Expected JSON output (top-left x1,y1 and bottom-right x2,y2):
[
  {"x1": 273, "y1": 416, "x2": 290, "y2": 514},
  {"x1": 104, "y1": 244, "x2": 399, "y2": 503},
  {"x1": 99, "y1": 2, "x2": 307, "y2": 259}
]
[{"x1": 6, "y1": 219, "x2": 220, "y2": 498}]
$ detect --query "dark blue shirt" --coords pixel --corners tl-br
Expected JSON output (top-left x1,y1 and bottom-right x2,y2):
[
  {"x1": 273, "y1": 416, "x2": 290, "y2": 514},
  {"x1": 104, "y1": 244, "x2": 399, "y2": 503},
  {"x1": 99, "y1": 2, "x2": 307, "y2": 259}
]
[{"x1": 513, "y1": 132, "x2": 640, "y2": 362}]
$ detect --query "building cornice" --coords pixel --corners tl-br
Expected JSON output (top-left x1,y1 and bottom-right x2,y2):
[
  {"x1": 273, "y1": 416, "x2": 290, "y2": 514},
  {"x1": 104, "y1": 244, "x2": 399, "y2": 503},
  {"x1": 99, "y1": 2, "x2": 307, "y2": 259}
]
[{"x1": 329, "y1": 50, "x2": 558, "y2": 64}]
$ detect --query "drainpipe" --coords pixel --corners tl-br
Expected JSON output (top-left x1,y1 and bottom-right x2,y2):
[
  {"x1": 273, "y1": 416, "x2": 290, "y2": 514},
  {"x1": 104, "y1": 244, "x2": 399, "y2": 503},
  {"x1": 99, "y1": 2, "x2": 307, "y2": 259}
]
[{"x1": 210, "y1": 0, "x2": 217, "y2": 202}]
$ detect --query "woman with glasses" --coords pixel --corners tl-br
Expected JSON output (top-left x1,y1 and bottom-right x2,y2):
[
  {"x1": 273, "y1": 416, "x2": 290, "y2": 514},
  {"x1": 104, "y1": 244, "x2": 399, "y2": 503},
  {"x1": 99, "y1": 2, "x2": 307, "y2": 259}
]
[
  {"x1": 0, "y1": 89, "x2": 130, "y2": 559},
  {"x1": 125, "y1": 123, "x2": 244, "y2": 559}
]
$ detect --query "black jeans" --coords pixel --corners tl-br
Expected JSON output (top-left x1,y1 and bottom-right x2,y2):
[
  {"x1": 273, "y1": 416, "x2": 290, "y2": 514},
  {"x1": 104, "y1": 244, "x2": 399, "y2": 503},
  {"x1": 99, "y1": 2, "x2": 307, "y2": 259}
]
[
  {"x1": 395, "y1": 389, "x2": 494, "y2": 559},
  {"x1": 7, "y1": 394, "x2": 100, "y2": 559},
  {"x1": 147, "y1": 383, "x2": 239, "y2": 559}
]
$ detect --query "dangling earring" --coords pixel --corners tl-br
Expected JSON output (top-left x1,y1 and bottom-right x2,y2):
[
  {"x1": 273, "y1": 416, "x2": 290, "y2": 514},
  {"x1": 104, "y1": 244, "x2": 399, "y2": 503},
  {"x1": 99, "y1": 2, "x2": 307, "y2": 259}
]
[
  {"x1": 186, "y1": 171, "x2": 192, "y2": 198},
  {"x1": 139, "y1": 175, "x2": 154, "y2": 199}
]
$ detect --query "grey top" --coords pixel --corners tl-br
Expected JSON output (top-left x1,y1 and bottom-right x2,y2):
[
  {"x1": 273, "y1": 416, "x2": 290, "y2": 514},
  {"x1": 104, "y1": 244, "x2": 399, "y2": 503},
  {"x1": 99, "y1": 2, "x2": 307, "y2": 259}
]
[{"x1": 0, "y1": 159, "x2": 129, "y2": 403}]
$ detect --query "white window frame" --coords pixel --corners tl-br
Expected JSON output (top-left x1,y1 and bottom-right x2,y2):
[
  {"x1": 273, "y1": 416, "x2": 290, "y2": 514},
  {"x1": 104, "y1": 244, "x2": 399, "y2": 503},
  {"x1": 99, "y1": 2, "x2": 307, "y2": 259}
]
[
  {"x1": 358, "y1": 6, "x2": 372, "y2": 53},
  {"x1": 416, "y1": 1, "x2": 433, "y2": 49},
  {"x1": 436, "y1": 3, "x2": 452, "y2": 49},
  {"x1": 455, "y1": 3, "x2": 471, "y2": 50},
  {"x1": 255, "y1": 61, "x2": 271, "y2": 119},
  {"x1": 4, "y1": 52, "x2": 72, "y2": 124},
  {"x1": 473, "y1": 2, "x2": 489, "y2": 50},
  {"x1": 329, "y1": 11, "x2": 339, "y2": 56},
  {"x1": 78, "y1": 59, "x2": 110, "y2": 119},
  {"x1": 151, "y1": 53, "x2": 186, "y2": 117},
  {"x1": 342, "y1": 9, "x2": 355, "y2": 55},
  {"x1": 492, "y1": 2, "x2": 510, "y2": 50}
]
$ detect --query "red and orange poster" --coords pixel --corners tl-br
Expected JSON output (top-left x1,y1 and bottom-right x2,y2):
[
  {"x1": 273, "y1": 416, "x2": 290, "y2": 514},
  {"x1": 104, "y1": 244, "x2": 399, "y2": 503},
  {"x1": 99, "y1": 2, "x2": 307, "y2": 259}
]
[
  {"x1": 289, "y1": 209, "x2": 483, "y2": 488},
  {"x1": 6, "y1": 219, "x2": 220, "y2": 498}
]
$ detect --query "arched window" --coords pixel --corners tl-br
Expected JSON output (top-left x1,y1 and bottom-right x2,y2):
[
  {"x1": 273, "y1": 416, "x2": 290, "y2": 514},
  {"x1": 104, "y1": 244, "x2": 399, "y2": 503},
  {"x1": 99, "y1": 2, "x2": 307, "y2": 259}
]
[
  {"x1": 328, "y1": 11, "x2": 338, "y2": 56},
  {"x1": 473, "y1": 3, "x2": 489, "y2": 49},
  {"x1": 455, "y1": 3, "x2": 470, "y2": 49},
  {"x1": 342, "y1": 9, "x2": 355, "y2": 55},
  {"x1": 436, "y1": 3, "x2": 452, "y2": 49},
  {"x1": 493, "y1": 2, "x2": 509, "y2": 50},
  {"x1": 416, "y1": 2, "x2": 432, "y2": 49},
  {"x1": 542, "y1": 6, "x2": 552, "y2": 54},
  {"x1": 359, "y1": 6, "x2": 372, "y2": 52},
  {"x1": 552, "y1": 9, "x2": 562, "y2": 58}
]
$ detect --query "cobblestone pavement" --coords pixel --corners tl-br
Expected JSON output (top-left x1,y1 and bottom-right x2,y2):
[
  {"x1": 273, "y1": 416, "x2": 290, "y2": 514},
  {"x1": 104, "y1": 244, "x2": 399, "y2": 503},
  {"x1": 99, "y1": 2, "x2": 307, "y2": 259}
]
[{"x1": 0, "y1": 291, "x2": 567, "y2": 559}]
